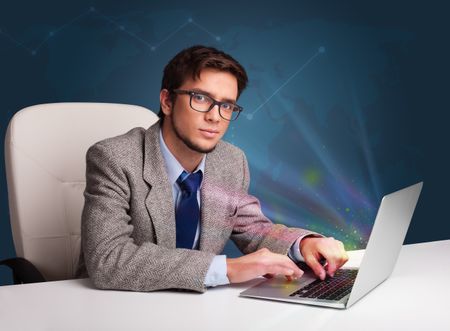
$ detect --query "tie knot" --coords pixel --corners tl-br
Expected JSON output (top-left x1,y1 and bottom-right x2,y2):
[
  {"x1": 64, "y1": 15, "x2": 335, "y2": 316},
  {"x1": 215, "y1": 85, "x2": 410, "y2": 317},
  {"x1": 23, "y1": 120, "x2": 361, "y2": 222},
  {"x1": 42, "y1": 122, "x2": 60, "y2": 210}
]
[{"x1": 177, "y1": 171, "x2": 203, "y2": 195}]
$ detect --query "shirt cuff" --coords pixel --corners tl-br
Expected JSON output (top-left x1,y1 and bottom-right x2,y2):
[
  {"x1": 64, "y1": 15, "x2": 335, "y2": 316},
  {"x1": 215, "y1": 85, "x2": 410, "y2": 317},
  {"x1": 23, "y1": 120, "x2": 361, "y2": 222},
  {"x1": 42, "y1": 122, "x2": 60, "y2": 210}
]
[{"x1": 204, "y1": 255, "x2": 230, "y2": 287}]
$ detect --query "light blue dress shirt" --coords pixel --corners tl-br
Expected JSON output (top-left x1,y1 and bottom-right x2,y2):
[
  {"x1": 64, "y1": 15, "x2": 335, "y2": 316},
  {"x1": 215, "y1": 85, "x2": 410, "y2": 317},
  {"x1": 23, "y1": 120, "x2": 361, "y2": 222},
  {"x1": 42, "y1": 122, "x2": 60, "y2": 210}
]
[{"x1": 158, "y1": 129, "x2": 308, "y2": 287}]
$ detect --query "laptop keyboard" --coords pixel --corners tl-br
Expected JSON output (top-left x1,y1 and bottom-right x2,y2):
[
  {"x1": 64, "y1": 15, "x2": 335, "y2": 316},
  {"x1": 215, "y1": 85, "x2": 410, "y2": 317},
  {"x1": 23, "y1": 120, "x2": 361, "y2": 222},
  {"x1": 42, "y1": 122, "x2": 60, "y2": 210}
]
[{"x1": 289, "y1": 269, "x2": 358, "y2": 301}]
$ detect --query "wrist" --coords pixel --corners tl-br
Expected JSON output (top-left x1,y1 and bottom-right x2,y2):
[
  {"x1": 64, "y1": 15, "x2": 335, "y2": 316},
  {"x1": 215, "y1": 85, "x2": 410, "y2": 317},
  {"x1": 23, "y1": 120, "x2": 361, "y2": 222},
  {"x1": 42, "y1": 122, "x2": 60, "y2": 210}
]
[{"x1": 226, "y1": 258, "x2": 235, "y2": 281}]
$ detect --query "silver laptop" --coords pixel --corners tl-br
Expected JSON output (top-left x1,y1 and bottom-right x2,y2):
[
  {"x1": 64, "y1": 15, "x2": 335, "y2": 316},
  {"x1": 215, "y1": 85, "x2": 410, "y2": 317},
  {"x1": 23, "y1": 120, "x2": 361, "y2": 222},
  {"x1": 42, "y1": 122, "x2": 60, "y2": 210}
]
[{"x1": 240, "y1": 182, "x2": 423, "y2": 309}]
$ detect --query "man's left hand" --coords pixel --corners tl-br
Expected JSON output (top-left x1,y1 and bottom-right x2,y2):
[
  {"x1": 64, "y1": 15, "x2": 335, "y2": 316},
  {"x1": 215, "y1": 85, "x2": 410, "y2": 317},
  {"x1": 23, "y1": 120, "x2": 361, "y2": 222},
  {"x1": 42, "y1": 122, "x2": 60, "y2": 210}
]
[{"x1": 300, "y1": 237, "x2": 349, "y2": 280}]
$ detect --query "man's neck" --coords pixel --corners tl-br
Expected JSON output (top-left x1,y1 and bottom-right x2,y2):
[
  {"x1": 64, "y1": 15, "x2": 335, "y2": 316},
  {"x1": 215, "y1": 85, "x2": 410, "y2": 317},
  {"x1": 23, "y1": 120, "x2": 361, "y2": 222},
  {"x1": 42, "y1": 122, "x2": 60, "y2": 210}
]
[{"x1": 161, "y1": 124, "x2": 204, "y2": 173}]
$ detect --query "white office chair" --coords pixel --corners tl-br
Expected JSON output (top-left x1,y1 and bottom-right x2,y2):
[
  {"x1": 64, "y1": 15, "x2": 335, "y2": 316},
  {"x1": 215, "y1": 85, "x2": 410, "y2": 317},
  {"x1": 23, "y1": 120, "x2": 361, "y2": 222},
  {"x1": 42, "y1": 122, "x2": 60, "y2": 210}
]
[{"x1": 1, "y1": 102, "x2": 158, "y2": 283}]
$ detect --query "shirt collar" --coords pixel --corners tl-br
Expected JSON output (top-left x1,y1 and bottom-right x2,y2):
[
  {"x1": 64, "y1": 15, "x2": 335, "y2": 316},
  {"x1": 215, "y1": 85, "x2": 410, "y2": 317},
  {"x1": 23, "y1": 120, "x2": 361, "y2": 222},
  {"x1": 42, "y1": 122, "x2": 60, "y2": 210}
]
[{"x1": 159, "y1": 128, "x2": 206, "y2": 187}]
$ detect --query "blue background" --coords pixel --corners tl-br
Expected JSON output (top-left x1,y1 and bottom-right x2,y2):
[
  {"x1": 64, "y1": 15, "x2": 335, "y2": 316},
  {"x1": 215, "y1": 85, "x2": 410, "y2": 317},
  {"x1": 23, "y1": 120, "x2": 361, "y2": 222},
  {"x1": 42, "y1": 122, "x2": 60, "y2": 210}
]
[{"x1": 1, "y1": 1, "x2": 449, "y2": 285}]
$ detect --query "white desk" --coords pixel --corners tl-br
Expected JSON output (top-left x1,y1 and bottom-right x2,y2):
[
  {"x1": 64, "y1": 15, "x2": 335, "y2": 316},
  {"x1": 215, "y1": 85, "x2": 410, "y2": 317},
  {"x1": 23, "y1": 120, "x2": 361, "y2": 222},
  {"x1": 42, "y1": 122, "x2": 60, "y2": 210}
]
[{"x1": 0, "y1": 240, "x2": 449, "y2": 331}]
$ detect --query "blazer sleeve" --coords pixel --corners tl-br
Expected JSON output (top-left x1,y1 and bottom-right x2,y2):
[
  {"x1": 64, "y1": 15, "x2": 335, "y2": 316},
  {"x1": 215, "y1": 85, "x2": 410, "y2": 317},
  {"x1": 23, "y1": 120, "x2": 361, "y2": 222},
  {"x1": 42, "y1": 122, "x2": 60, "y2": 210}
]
[
  {"x1": 230, "y1": 153, "x2": 322, "y2": 255},
  {"x1": 81, "y1": 142, "x2": 215, "y2": 293}
]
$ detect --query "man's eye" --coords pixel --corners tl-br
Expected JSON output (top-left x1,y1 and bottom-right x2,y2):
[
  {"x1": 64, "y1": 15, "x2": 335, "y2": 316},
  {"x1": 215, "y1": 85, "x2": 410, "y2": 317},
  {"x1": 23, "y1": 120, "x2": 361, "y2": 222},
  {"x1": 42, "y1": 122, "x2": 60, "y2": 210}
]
[
  {"x1": 193, "y1": 94, "x2": 207, "y2": 103},
  {"x1": 221, "y1": 103, "x2": 233, "y2": 111}
]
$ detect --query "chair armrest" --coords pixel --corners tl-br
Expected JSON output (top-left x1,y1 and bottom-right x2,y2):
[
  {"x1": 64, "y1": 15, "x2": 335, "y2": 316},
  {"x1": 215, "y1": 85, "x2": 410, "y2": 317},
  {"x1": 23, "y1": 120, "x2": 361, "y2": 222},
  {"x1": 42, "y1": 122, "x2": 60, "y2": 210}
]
[{"x1": 0, "y1": 257, "x2": 46, "y2": 284}]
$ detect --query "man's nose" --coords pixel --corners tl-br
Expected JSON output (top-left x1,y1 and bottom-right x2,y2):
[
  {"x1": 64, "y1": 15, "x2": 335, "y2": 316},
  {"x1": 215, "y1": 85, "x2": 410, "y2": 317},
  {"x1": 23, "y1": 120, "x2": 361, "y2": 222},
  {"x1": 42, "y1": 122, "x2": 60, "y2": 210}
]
[{"x1": 205, "y1": 104, "x2": 221, "y2": 122}]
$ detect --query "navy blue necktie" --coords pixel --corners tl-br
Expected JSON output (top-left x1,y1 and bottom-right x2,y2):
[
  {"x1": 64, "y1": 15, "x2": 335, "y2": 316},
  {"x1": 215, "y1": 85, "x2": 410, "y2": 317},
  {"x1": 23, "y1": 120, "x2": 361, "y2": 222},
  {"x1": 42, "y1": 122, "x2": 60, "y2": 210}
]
[{"x1": 175, "y1": 170, "x2": 203, "y2": 249}]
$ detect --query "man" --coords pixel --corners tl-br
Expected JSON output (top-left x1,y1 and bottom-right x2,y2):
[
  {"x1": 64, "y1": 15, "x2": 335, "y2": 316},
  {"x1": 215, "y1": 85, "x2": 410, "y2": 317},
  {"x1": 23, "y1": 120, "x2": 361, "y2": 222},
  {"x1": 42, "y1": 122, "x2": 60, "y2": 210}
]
[{"x1": 76, "y1": 45, "x2": 348, "y2": 292}]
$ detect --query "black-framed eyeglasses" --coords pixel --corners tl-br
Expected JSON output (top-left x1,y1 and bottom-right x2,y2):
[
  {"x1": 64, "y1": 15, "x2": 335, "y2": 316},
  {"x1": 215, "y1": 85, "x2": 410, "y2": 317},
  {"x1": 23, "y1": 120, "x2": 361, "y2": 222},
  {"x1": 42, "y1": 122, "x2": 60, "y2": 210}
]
[{"x1": 172, "y1": 89, "x2": 243, "y2": 121}]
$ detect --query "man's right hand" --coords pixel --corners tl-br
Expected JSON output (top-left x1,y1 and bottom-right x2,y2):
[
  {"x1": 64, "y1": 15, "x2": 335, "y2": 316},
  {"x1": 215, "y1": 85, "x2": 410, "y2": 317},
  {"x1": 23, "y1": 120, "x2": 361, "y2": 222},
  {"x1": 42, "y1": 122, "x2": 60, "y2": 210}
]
[{"x1": 226, "y1": 248, "x2": 304, "y2": 283}]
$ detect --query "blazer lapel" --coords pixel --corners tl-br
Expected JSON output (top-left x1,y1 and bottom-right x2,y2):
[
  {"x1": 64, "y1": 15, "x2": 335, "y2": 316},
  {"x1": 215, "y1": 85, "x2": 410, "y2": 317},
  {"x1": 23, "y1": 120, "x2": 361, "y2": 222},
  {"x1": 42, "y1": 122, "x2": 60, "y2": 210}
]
[
  {"x1": 199, "y1": 144, "x2": 235, "y2": 252},
  {"x1": 143, "y1": 122, "x2": 176, "y2": 249}
]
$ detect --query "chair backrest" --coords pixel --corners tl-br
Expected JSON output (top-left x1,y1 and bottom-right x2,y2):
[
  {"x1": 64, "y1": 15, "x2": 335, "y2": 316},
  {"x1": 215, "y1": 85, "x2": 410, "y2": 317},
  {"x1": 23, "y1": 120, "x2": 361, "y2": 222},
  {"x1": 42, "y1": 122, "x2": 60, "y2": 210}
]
[{"x1": 4, "y1": 102, "x2": 158, "y2": 281}]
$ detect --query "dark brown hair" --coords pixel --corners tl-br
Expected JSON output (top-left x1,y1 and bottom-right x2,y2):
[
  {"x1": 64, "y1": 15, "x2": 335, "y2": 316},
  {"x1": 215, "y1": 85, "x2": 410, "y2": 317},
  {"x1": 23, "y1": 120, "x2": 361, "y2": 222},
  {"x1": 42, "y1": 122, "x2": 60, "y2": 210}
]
[{"x1": 158, "y1": 45, "x2": 248, "y2": 121}]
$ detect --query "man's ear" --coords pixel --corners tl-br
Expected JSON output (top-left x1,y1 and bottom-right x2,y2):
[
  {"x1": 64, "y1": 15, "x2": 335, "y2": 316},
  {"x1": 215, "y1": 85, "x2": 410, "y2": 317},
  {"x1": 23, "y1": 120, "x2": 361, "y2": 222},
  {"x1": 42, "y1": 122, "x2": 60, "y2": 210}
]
[{"x1": 160, "y1": 89, "x2": 173, "y2": 116}]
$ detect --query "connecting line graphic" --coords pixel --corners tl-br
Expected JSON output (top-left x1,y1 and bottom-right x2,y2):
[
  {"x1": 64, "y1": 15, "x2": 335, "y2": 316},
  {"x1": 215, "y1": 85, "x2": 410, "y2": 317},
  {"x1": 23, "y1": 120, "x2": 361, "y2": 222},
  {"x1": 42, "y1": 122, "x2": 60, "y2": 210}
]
[
  {"x1": 190, "y1": 19, "x2": 221, "y2": 42},
  {"x1": 32, "y1": 8, "x2": 94, "y2": 55},
  {"x1": 0, "y1": 7, "x2": 220, "y2": 56},
  {"x1": 151, "y1": 20, "x2": 191, "y2": 50},
  {"x1": 247, "y1": 46, "x2": 325, "y2": 120},
  {"x1": 0, "y1": 7, "x2": 94, "y2": 55},
  {"x1": 0, "y1": 28, "x2": 31, "y2": 53},
  {"x1": 95, "y1": 10, "x2": 154, "y2": 49},
  {"x1": 97, "y1": 14, "x2": 220, "y2": 51}
]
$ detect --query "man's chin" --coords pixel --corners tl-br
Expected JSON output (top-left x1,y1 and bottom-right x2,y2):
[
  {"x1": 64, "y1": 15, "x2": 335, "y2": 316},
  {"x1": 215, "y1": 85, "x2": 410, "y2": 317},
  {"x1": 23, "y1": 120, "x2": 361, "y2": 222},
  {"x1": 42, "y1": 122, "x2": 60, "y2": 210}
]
[
  {"x1": 183, "y1": 138, "x2": 217, "y2": 154},
  {"x1": 190, "y1": 142, "x2": 217, "y2": 154}
]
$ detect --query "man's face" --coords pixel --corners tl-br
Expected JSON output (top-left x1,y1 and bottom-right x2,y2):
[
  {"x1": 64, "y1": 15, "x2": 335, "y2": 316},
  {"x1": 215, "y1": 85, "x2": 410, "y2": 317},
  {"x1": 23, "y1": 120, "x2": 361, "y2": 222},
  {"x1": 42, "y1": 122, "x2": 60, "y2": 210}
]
[{"x1": 162, "y1": 68, "x2": 238, "y2": 154}]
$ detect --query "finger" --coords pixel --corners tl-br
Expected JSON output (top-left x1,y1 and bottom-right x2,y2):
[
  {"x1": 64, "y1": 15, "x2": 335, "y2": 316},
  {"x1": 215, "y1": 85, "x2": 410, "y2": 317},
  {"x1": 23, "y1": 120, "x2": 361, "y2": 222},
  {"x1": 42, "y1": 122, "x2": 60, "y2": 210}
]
[
  {"x1": 275, "y1": 255, "x2": 304, "y2": 278},
  {"x1": 267, "y1": 262, "x2": 303, "y2": 279},
  {"x1": 305, "y1": 254, "x2": 326, "y2": 280},
  {"x1": 285, "y1": 259, "x2": 304, "y2": 278},
  {"x1": 326, "y1": 261, "x2": 338, "y2": 277},
  {"x1": 320, "y1": 241, "x2": 349, "y2": 274},
  {"x1": 333, "y1": 250, "x2": 349, "y2": 269},
  {"x1": 342, "y1": 250, "x2": 349, "y2": 265},
  {"x1": 338, "y1": 242, "x2": 349, "y2": 267},
  {"x1": 260, "y1": 251, "x2": 305, "y2": 278},
  {"x1": 282, "y1": 268, "x2": 297, "y2": 278},
  {"x1": 331, "y1": 240, "x2": 349, "y2": 266}
]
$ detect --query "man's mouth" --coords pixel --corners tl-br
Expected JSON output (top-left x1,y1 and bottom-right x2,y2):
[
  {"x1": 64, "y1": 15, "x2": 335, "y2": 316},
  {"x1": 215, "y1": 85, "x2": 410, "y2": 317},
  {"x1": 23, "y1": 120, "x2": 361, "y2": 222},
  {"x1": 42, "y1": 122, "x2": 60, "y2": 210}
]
[{"x1": 199, "y1": 128, "x2": 219, "y2": 138}]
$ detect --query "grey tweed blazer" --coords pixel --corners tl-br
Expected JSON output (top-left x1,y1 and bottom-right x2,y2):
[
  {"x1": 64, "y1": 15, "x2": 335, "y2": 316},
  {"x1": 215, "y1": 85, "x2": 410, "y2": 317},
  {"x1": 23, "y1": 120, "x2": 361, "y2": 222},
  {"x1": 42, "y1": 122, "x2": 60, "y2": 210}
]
[{"x1": 76, "y1": 121, "x2": 316, "y2": 292}]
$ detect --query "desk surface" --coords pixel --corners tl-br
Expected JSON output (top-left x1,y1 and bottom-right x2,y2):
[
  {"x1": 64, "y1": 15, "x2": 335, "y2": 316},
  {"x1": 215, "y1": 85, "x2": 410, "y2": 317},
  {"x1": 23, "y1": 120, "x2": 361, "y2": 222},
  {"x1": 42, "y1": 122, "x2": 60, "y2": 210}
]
[{"x1": 0, "y1": 240, "x2": 449, "y2": 331}]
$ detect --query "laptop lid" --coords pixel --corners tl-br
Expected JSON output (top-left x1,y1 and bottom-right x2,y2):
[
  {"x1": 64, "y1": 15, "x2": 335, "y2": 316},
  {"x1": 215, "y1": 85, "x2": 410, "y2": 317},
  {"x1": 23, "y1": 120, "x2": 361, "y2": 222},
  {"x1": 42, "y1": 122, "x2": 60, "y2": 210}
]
[{"x1": 346, "y1": 182, "x2": 423, "y2": 307}]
